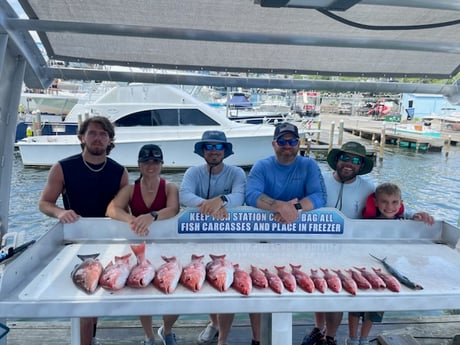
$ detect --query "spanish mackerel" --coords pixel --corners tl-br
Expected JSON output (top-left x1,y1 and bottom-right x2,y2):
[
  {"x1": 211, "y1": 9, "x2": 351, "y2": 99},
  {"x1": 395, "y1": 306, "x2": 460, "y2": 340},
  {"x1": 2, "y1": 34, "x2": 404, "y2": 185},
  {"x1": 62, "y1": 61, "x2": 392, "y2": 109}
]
[{"x1": 369, "y1": 254, "x2": 423, "y2": 290}]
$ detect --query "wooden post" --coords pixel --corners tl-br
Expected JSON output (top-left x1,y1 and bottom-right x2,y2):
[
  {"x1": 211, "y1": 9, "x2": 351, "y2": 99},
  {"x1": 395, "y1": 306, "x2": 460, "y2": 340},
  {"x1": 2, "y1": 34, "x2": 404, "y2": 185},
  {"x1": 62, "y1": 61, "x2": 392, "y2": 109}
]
[
  {"x1": 77, "y1": 114, "x2": 83, "y2": 132},
  {"x1": 328, "y1": 121, "x2": 335, "y2": 152},
  {"x1": 35, "y1": 110, "x2": 42, "y2": 136},
  {"x1": 316, "y1": 120, "x2": 321, "y2": 144},
  {"x1": 379, "y1": 123, "x2": 385, "y2": 161},
  {"x1": 445, "y1": 135, "x2": 451, "y2": 158},
  {"x1": 338, "y1": 120, "x2": 344, "y2": 146}
]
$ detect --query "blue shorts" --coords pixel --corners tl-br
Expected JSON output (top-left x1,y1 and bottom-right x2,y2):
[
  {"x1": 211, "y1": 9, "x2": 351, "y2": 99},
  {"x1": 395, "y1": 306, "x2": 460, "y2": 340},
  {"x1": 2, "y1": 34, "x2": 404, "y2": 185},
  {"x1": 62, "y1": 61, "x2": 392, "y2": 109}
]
[{"x1": 349, "y1": 311, "x2": 384, "y2": 323}]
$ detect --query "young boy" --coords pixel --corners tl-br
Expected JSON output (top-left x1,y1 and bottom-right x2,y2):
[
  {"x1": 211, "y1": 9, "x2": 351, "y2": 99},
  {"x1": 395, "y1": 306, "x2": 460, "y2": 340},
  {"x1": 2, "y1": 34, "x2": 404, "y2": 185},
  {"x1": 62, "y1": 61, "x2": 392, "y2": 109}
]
[
  {"x1": 346, "y1": 183, "x2": 434, "y2": 345},
  {"x1": 362, "y1": 182, "x2": 434, "y2": 224}
]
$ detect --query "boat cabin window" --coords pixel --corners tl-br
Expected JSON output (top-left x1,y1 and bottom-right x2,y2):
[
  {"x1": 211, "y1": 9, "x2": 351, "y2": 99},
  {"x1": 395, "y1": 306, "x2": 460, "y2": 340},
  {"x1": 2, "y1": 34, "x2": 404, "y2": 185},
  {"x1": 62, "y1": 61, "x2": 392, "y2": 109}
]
[{"x1": 114, "y1": 109, "x2": 219, "y2": 127}]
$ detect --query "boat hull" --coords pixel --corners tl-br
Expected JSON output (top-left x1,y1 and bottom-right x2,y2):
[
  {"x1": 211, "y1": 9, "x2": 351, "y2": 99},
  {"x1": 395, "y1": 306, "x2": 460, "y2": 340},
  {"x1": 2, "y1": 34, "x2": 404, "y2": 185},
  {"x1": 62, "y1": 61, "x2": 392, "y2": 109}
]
[{"x1": 17, "y1": 126, "x2": 277, "y2": 169}]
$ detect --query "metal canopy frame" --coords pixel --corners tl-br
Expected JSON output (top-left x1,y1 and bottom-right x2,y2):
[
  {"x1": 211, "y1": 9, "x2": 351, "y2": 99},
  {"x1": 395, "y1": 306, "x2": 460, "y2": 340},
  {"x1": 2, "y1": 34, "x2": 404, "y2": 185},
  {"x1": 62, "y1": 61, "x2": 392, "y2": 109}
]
[{"x1": 0, "y1": 0, "x2": 456, "y2": 95}]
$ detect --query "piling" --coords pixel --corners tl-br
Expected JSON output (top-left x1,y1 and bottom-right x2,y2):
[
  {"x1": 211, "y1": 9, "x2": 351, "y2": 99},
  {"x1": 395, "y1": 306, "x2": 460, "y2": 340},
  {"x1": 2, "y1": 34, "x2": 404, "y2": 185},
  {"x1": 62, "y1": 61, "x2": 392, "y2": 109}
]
[
  {"x1": 445, "y1": 135, "x2": 451, "y2": 158},
  {"x1": 379, "y1": 123, "x2": 385, "y2": 161},
  {"x1": 316, "y1": 120, "x2": 321, "y2": 144},
  {"x1": 34, "y1": 110, "x2": 42, "y2": 136},
  {"x1": 328, "y1": 121, "x2": 335, "y2": 152},
  {"x1": 338, "y1": 120, "x2": 344, "y2": 146}
]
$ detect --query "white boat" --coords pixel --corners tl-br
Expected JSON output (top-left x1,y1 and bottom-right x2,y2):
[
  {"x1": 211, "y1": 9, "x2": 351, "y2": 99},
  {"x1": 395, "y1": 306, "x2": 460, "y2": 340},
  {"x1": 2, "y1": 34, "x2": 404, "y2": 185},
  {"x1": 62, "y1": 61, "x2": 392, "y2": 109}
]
[
  {"x1": 17, "y1": 84, "x2": 303, "y2": 169},
  {"x1": 393, "y1": 123, "x2": 441, "y2": 138},
  {"x1": 257, "y1": 89, "x2": 293, "y2": 115},
  {"x1": 19, "y1": 92, "x2": 80, "y2": 116}
]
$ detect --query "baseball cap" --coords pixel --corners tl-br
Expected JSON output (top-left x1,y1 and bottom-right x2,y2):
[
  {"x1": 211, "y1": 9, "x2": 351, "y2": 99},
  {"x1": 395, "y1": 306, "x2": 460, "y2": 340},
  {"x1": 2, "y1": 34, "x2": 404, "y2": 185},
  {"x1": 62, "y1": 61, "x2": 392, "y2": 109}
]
[{"x1": 274, "y1": 122, "x2": 299, "y2": 140}]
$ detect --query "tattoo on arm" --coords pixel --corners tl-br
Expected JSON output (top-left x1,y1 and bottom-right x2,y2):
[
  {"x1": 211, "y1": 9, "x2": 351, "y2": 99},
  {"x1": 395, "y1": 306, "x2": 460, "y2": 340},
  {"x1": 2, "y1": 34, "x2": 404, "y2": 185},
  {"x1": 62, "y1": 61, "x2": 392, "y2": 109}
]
[{"x1": 259, "y1": 194, "x2": 275, "y2": 207}]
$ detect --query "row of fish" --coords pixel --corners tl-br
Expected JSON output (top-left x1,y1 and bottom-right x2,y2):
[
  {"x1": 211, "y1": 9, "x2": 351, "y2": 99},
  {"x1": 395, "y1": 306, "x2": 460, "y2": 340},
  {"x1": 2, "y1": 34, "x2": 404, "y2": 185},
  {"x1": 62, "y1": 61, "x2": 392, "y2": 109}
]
[{"x1": 71, "y1": 244, "x2": 410, "y2": 295}]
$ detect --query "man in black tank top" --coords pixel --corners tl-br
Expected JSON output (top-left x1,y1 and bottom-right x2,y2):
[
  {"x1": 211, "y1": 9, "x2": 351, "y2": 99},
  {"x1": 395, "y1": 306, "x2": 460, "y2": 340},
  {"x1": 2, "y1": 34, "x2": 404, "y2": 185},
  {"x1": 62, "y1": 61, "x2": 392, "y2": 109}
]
[{"x1": 39, "y1": 116, "x2": 129, "y2": 345}]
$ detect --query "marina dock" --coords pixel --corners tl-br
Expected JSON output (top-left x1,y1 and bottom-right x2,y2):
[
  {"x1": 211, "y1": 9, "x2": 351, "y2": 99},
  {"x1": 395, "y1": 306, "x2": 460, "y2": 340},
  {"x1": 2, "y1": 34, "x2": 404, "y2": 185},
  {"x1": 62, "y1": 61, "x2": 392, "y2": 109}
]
[
  {"x1": 5, "y1": 313, "x2": 460, "y2": 345},
  {"x1": 299, "y1": 115, "x2": 460, "y2": 159}
]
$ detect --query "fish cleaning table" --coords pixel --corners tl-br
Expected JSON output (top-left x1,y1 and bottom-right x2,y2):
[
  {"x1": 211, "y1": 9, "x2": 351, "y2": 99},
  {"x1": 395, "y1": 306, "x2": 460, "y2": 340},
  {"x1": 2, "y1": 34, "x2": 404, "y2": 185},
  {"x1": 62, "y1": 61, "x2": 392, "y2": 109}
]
[{"x1": 1, "y1": 207, "x2": 460, "y2": 345}]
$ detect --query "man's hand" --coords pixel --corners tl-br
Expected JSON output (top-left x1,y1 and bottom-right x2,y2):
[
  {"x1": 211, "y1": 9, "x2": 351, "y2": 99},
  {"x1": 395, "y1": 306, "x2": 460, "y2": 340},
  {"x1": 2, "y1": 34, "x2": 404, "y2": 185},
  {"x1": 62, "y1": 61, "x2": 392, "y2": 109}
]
[
  {"x1": 198, "y1": 197, "x2": 227, "y2": 219},
  {"x1": 57, "y1": 209, "x2": 80, "y2": 224},
  {"x1": 273, "y1": 199, "x2": 300, "y2": 224}
]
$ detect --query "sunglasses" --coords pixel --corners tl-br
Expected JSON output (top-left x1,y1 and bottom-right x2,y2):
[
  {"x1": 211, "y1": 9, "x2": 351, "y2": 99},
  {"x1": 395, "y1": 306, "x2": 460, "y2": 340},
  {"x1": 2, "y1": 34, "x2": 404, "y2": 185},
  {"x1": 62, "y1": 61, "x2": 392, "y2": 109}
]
[
  {"x1": 139, "y1": 148, "x2": 162, "y2": 159},
  {"x1": 276, "y1": 138, "x2": 299, "y2": 147},
  {"x1": 203, "y1": 143, "x2": 225, "y2": 151},
  {"x1": 338, "y1": 154, "x2": 362, "y2": 165}
]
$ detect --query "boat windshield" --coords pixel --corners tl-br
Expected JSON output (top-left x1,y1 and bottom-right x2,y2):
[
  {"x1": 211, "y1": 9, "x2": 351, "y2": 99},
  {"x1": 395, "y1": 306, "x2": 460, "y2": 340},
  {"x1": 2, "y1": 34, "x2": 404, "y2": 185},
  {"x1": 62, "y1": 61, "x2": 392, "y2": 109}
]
[{"x1": 114, "y1": 108, "x2": 220, "y2": 127}]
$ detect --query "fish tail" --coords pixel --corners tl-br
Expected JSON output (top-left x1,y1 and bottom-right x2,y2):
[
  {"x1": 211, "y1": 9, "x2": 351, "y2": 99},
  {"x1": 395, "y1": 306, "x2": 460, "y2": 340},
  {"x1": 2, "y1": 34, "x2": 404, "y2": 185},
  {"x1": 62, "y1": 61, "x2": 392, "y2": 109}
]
[{"x1": 77, "y1": 253, "x2": 99, "y2": 261}]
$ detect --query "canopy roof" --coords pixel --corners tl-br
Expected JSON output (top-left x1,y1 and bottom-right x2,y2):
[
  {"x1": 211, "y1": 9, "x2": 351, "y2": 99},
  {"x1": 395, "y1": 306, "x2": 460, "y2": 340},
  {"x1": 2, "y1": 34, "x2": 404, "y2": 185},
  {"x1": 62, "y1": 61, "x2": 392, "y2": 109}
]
[{"x1": 2, "y1": 0, "x2": 460, "y2": 95}]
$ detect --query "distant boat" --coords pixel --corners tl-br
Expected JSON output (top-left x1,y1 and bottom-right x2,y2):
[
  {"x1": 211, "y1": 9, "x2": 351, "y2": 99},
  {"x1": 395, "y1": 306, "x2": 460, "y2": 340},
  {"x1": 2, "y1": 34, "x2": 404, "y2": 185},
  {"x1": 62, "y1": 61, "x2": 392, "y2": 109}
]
[
  {"x1": 393, "y1": 123, "x2": 441, "y2": 138},
  {"x1": 15, "y1": 82, "x2": 116, "y2": 141},
  {"x1": 17, "y1": 84, "x2": 302, "y2": 169},
  {"x1": 423, "y1": 114, "x2": 460, "y2": 132}
]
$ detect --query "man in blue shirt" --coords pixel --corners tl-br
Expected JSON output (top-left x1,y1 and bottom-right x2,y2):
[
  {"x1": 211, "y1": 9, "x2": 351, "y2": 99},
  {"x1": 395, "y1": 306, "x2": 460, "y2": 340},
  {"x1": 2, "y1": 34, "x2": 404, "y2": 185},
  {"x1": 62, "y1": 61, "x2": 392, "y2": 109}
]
[{"x1": 246, "y1": 122, "x2": 327, "y2": 220}]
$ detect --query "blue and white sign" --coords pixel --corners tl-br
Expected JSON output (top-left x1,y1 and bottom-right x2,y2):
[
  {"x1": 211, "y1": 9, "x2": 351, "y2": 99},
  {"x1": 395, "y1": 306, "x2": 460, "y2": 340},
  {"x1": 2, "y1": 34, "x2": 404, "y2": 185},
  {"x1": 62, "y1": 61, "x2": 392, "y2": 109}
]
[{"x1": 178, "y1": 208, "x2": 344, "y2": 234}]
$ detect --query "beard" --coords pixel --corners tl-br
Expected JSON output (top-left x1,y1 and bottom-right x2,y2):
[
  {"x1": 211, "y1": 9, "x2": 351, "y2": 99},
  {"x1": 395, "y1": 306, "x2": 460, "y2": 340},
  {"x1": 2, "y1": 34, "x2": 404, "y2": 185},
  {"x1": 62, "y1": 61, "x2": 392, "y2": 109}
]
[
  {"x1": 335, "y1": 166, "x2": 358, "y2": 183},
  {"x1": 205, "y1": 156, "x2": 223, "y2": 167},
  {"x1": 85, "y1": 144, "x2": 106, "y2": 156}
]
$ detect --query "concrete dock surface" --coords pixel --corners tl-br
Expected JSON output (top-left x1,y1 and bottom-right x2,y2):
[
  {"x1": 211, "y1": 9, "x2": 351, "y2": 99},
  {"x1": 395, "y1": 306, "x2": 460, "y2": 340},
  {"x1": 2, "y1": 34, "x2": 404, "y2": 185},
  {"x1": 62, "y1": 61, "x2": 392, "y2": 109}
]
[{"x1": 5, "y1": 312, "x2": 460, "y2": 345}]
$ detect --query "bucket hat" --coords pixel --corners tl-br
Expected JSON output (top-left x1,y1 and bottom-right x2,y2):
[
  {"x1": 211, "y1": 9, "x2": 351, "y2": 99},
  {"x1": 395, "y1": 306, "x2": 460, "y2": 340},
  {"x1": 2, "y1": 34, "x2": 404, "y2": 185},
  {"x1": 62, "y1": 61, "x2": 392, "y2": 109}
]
[
  {"x1": 138, "y1": 144, "x2": 163, "y2": 163},
  {"x1": 194, "y1": 130, "x2": 234, "y2": 159},
  {"x1": 274, "y1": 122, "x2": 299, "y2": 140},
  {"x1": 327, "y1": 141, "x2": 373, "y2": 175}
]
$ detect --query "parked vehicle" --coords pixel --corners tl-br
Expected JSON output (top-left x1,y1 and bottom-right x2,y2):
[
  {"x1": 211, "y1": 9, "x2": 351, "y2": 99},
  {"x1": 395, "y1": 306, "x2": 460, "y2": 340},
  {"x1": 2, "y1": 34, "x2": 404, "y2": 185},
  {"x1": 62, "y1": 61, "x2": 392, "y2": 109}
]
[
  {"x1": 294, "y1": 90, "x2": 320, "y2": 117},
  {"x1": 338, "y1": 102, "x2": 352, "y2": 115}
]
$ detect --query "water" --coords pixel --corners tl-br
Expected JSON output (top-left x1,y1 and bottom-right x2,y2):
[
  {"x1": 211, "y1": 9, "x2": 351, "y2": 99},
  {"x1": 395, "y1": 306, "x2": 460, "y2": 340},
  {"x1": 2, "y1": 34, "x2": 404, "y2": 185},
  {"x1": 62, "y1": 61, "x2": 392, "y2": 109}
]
[{"x1": 8, "y1": 145, "x2": 460, "y2": 242}]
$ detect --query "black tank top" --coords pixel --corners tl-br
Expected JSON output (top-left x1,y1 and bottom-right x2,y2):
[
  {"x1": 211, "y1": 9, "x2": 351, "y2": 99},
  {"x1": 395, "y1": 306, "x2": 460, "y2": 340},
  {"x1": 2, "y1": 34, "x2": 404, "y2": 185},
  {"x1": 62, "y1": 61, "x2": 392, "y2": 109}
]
[{"x1": 60, "y1": 154, "x2": 124, "y2": 217}]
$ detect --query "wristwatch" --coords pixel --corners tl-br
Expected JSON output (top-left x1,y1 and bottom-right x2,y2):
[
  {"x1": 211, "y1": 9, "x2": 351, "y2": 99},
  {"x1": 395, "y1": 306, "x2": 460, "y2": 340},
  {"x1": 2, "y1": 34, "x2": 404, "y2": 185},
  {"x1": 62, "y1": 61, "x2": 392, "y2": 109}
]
[
  {"x1": 294, "y1": 202, "x2": 302, "y2": 211},
  {"x1": 150, "y1": 211, "x2": 158, "y2": 221},
  {"x1": 220, "y1": 195, "x2": 228, "y2": 207}
]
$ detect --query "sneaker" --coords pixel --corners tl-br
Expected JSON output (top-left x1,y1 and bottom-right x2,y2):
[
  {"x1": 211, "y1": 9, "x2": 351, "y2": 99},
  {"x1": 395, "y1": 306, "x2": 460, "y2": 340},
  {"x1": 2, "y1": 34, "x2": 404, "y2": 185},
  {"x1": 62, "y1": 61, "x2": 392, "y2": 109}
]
[
  {"x1": 325, "y1": 336, "x2": 337, "y2": 345},
  {"x1": 141, "y1": 339, "x2": 156, "y2": 345},
  {"x1": 345, "y1": 338, "x2": 359, "y2": 345},
  {"x1": 197, "y1": 323, "x2": 219, "y2": 345},
  {"x1": 358, "y1": 338, "x2": 370, "y2": 345},
  {"x1": 157, "y1": 326, "x2": 178, "y2": 345},
  {"x1": 91, "y1": 337, "x2": 101, "y2": 345},
  {"x1": 300, "y1": 327, "x2": 324, "y2": 345},
  {"x1": 251, "y1": 341, "x2": 261, "y2": 345}
]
